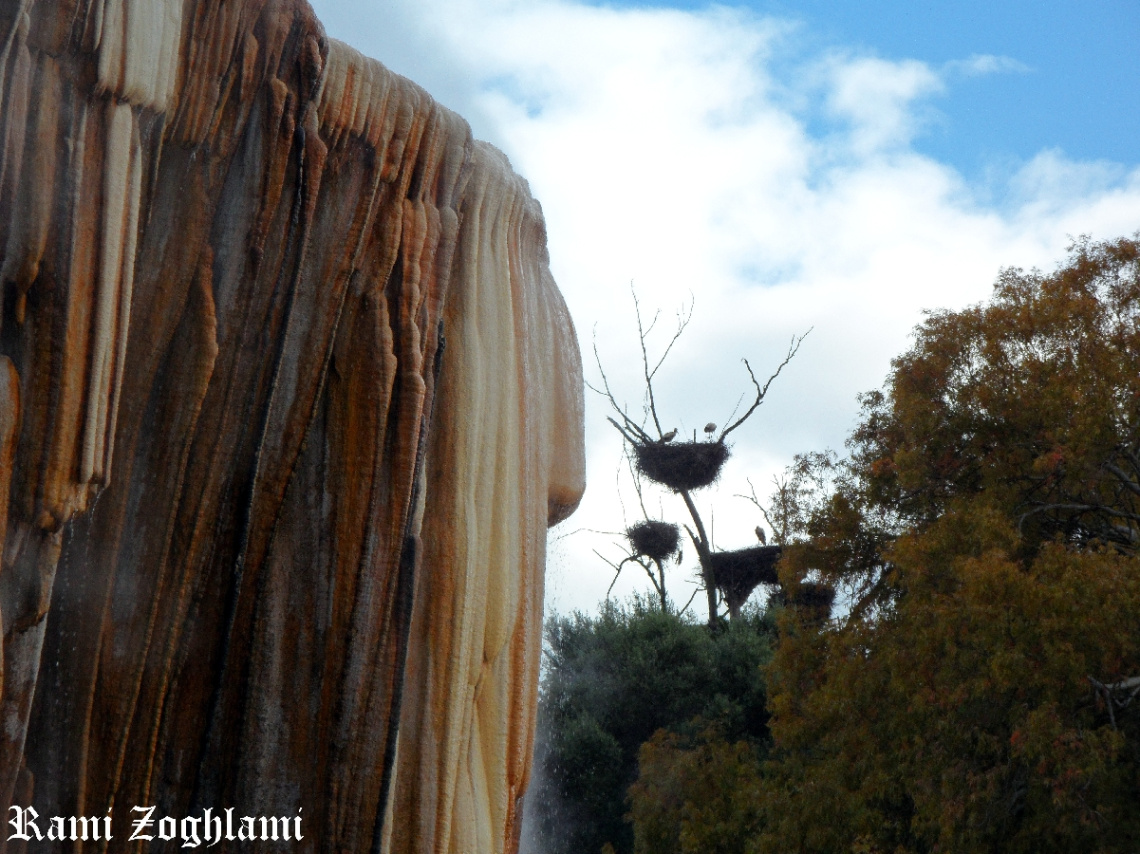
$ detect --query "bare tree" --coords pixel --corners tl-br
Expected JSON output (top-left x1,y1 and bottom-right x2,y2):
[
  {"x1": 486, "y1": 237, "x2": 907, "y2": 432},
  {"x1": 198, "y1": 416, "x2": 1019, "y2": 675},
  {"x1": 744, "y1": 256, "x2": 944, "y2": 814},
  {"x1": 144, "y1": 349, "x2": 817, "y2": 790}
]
[
  {"x1": 589, "y1": 287, "x2": 807, "y2": 627},
  {"x1": 591, "y1": 452, "x2": 684, "y2": 612}
]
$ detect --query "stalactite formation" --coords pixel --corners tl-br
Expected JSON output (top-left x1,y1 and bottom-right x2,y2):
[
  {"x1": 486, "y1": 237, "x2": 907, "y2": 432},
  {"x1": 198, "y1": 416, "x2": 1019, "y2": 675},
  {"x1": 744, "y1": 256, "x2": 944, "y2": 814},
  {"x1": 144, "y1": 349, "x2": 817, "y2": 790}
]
[{"x1": 0, "y1": 2, "x2": 586, "y2": 852}]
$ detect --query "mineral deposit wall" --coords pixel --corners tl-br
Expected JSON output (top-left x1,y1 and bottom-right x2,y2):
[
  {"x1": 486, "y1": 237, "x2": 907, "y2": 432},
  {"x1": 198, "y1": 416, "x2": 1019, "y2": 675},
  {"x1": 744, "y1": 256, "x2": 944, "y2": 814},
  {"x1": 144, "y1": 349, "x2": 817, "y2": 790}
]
[{"x1": 0, "y1": 1, "x2": 585, "y2": 851}]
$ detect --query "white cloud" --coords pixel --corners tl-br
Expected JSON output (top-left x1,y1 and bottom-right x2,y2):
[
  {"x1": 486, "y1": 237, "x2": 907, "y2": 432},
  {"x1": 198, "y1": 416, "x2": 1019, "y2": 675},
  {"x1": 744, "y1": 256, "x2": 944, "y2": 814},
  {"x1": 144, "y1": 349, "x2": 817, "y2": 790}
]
[
  {"x1": 311, "y1": 0, "x2": 1140, "y2": 618},
  {"x1": 944, "y1": 53, "x2": 1032, "y2": 78},
  {"x1": 823, "y1": 55, "x2": 944, "y2": 153}
]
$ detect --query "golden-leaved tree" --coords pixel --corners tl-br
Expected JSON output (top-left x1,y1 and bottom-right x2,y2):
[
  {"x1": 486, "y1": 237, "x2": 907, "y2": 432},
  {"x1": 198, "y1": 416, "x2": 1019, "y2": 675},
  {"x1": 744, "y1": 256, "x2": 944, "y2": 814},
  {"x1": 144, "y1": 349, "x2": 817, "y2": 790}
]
[{"x1": 630, "y1": 236, "x2": 1140, "y2": 853}]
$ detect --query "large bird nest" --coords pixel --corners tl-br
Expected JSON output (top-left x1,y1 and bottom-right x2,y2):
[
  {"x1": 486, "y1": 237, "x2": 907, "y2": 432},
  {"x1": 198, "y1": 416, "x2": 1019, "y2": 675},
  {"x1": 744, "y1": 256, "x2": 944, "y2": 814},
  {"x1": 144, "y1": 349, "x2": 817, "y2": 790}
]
[
  {"x1": 626, "y1": 520, "x2": 681, "y2": 563},
  {"x1": 707, "y1": 545, "x2": 781, "y2": 612},
  {"x1": 633, "y1": 440, "x2": 729, "y2": 492}
]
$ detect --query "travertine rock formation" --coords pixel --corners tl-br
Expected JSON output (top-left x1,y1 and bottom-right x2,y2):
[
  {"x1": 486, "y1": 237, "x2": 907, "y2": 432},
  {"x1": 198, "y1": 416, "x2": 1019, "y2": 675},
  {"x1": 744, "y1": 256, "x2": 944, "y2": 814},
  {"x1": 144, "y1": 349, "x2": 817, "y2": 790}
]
[{"x1": 0, "y1": 2, "x2": 585, "y2": 851}]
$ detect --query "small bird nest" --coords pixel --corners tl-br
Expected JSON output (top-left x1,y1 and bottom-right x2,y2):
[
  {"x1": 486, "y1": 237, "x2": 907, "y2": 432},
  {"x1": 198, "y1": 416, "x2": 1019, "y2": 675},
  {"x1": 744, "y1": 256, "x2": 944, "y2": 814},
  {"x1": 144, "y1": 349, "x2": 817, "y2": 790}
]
[
  {"x1": 626, "y1": 520, "x2": 680, "y2": 563},
  {"x1": 770, "y1": 582, "x2": 836, "y2": 622},
  {"x1": 634, "y1": 440, "x2": 729, "y2": 492},
  {"x1": 790, "y1": 582, "x2": 835, "y2": 619},
  {"x1": 708, "y1": 545, "x2": 781, "y2": 613}
]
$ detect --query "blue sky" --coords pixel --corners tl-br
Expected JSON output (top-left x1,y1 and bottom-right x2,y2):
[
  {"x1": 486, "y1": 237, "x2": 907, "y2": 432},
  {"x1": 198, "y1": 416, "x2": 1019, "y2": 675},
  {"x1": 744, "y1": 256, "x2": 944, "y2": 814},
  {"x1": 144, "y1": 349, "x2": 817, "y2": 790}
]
[
  {"x1": 602, "y1": 0, "x2": 1140, "y2": 178},
  {"x1": 311, "y1": 0, "x2": 1140, "y2": 616}
]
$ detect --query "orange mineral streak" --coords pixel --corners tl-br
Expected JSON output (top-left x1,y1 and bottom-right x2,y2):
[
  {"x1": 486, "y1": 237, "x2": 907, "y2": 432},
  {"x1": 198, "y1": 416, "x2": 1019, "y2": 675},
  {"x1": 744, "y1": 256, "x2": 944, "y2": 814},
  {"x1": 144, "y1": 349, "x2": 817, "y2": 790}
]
[{"x1": 0, "y1": 1, "x2": 585, "y2": 852}]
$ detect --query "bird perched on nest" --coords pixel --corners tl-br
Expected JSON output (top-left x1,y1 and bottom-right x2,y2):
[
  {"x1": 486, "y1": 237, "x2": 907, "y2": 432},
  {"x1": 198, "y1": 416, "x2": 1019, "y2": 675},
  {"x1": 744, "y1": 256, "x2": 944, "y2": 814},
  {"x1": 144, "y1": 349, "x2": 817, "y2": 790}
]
[
  {"x1": 755, "y1": 525, "x2": 767, "y2": 545},
  {"x1": 703, "y1": 422, "x2": 717, "y2": 435},
  {"x1": 660, "y1": 429, "x2": 677, "y2": 443}
]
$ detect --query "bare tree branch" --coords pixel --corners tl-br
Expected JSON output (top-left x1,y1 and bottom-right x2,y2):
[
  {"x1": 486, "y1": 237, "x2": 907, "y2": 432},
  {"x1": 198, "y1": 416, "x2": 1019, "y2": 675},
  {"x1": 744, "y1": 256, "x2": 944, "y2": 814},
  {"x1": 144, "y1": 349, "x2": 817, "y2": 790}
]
[
  {"x1": 1020, "y1": 502, "x2": 1140, "y2": 524},
  {"x1": 598, "y1": 551, "x2": 652, "y2": 598},
  {"x1": 586, "y1": 327, "x2": 656, "y2": 444},
  {"x1": 1121, "y1": 443, "x2": 1140, "y2": 476},
  {"x1": 1088, "y1": 675, "x2": 1140, "y2": 731},
  {"x1": 598, "y1": 523, "x2": 672, "y2": 610},
  {"x1": 627, "y1": 450, "x2": 650, "y2": 520},
  {"x1": 631, "y1": 286, "x2": 692, "y2": 438},
  {"x1": 737, "y1": 476, "x2": 785, "y2": 545},
  {"x1": 647, "y1": 295, "x2": 693, "y2": 383},
  {"x1": 720, "y1": 330, "x2": 810, "y2": 441},
  {"x1": 720, "y1": 391, "x2": 747, "y2": 439},
  {"x1": 1104, "y1": 461, "x2": 1140, "y2": 498},
  {"x1": 679, "y1": 585, "x2": 701, "y2": 616}
]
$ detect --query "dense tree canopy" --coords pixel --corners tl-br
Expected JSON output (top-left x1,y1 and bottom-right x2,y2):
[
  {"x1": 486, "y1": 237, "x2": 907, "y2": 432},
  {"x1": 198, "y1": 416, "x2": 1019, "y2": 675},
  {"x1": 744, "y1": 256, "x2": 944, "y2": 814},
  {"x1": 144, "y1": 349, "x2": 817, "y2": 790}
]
[
  {"x1": 628, "y1": 723, "x2": 766, "y2": 854},
  {"x1": 751, "y1": 236, "x2": 1140, "y2": 852},
  {"x1": 810, "y1": 235, "x2": 1140, "y2": 598}
]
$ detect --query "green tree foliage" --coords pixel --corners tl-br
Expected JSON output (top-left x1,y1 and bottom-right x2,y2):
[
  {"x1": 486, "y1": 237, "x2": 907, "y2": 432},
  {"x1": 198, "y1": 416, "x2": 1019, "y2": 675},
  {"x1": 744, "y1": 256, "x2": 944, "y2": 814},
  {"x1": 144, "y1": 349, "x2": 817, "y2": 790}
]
[
  {"x1": 628, "y1": 725, "x2": 765, "y2": 854},
  {"x1": 524, "y1": 597, "x2": 775, "y2": 854},
  {"x1": 752, "y1": 237, "x2": 1140, "y2": 852}
]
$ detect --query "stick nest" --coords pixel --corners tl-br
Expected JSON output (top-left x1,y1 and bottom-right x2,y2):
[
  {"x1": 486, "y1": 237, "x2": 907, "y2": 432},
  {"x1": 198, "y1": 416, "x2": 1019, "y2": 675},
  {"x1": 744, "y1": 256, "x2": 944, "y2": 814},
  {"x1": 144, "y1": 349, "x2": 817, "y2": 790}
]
[
  {"x1": 708, "y1": 545, "x2": 781, "y2": 612},
  {"x1": 790, "y1": 582, "x2": 835, "y2": 619},
  {"x1": 626, "y1": 520, "x2": 681, "y2": 562},
  {"x1": 634, "y1": 440, "x2": 729, "y2": 492}
]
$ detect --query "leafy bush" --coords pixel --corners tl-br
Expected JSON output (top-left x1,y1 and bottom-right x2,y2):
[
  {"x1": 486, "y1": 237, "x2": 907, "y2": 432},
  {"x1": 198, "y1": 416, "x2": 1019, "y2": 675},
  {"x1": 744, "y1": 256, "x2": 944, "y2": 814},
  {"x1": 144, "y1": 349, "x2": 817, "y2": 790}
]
[
  {"x1": 629, "y1": 725, "x2": 765, "y2": 854},
  {"x1": 522, "y1": 597, "x2": 775, "y2": 854}
]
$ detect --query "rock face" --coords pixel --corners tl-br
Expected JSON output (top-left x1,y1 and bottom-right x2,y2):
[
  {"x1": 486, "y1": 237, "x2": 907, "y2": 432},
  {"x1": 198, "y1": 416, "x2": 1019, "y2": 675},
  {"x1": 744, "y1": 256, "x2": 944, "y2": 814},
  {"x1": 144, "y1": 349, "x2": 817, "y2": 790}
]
[{"x1": 0, "y1": 2, "x2": 585, "y2": 851}]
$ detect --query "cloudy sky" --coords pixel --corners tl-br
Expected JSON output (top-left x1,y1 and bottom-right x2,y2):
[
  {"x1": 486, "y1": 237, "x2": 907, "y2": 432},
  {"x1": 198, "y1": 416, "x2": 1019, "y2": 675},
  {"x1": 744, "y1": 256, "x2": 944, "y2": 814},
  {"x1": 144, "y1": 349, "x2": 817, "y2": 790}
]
[{"x1": 310, "y1": 0, "x2": 1140, "y2": 618}]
